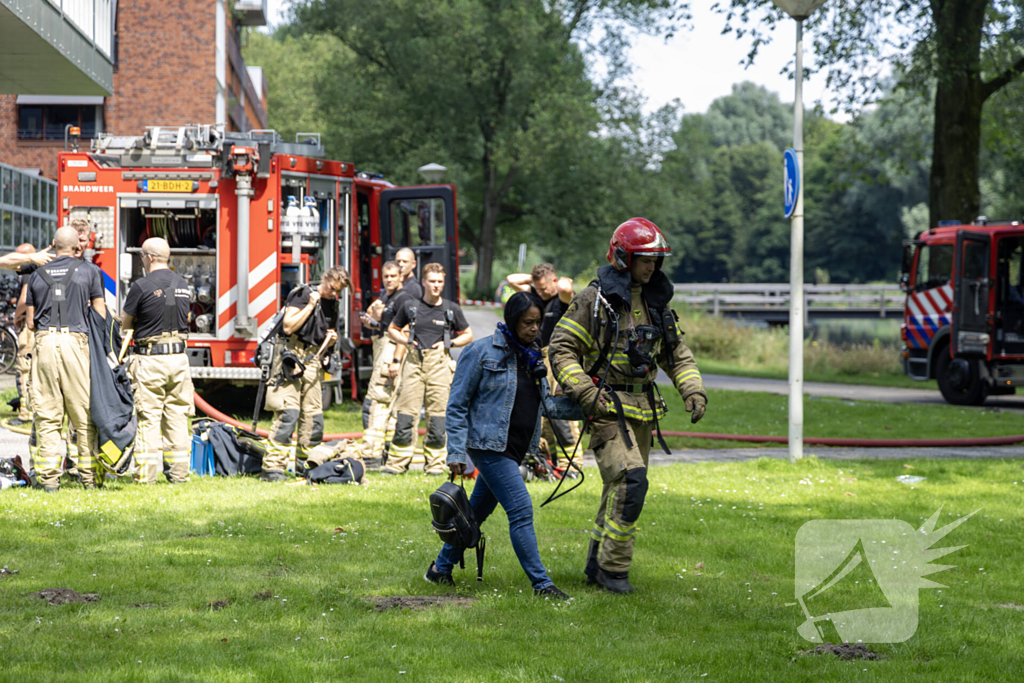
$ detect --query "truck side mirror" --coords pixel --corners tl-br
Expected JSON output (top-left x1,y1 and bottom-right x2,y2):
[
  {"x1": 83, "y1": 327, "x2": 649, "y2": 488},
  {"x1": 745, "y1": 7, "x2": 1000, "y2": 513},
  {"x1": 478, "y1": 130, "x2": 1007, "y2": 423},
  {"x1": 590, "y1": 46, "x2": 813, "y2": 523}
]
[{"x1": 899, "y1": 273, "x2": 911, "y2": 292}]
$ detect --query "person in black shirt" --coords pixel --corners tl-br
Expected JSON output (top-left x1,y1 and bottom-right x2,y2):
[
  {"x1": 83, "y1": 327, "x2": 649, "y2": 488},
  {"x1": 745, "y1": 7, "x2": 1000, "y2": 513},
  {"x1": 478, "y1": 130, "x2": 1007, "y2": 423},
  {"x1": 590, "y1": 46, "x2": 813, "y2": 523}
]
[
  {"x1": 262, "y1": 266, "x2": 351, "y2": 481},
  {"x1": 25, "y1": 227, "x2": 106, "y2": 491},
  {"x1": 121, "y1": 238, "x2": 194, "y2": 484},
  {"x1": 506, "y1": 263, "x2": 579, "y2": 476},
  {"x1": 396, "y1": 247, "x2": 424, "y2": 300},
  {"x1": 358, "y1": 261, "x2": 403, "y2": 464},
  {"x1": 424, "y1": 292, "x2": 580, "y2": 597},
  {"x1": 384, "y1": 262, "x2": 472, "y2": 474},
  {"x1": 9, "y1": 243, "x2": 39, "y2": 427}
]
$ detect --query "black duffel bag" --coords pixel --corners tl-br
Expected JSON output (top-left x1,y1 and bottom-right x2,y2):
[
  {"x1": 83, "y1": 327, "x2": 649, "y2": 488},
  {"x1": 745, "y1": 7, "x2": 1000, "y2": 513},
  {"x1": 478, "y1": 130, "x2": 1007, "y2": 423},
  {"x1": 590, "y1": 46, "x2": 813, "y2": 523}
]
[
  {"x1": 306, "y1": 457, "x2": 365, "y2": 485},
  {"x1": 429, "y1": 477, "x2": 486, "y2": 580}
]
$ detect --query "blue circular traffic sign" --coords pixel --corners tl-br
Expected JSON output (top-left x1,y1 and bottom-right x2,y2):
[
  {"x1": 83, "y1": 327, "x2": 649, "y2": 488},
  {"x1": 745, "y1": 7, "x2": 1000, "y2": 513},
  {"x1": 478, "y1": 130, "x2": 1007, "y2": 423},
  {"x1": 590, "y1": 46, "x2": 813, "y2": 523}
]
[{"x1": 784, "y1": 147, "x2": 800, "y2": 219}]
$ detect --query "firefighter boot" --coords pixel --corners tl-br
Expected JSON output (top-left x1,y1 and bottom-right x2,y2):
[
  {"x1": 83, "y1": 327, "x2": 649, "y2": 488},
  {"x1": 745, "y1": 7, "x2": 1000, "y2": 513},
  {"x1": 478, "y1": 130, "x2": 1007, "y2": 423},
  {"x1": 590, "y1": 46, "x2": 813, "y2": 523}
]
[
  {"x1": 595, "y1": 568, "x2": 635, "y2": 595},
  {"x1": 584, "y1": 538, "x2": 601, "y2": 585}
]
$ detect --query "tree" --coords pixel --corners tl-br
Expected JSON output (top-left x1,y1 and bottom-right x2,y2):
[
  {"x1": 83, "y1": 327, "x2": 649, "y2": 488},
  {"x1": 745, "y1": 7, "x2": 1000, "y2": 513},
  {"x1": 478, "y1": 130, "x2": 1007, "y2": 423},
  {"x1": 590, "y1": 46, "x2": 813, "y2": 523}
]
[
  {"x1": 716, "y1": 0, "x2": 1024, "y2": 228},
  {"x1": 241, "y1": 30, "x2": 342, "y2": 143},
  {"x1": 291, "y1": 0, "x2": 686, "y2": 296}
]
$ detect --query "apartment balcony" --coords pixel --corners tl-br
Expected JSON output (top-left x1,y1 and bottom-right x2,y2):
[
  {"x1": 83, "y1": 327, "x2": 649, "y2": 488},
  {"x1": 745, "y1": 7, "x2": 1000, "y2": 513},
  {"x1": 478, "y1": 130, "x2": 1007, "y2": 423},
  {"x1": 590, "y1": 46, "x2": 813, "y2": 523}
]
[
  {"x1": 0, "y1": 0, "x2": 115, "y2": 95},
  {"x1": 233, "y1": 0, "x2": 267, "y2": 27}
]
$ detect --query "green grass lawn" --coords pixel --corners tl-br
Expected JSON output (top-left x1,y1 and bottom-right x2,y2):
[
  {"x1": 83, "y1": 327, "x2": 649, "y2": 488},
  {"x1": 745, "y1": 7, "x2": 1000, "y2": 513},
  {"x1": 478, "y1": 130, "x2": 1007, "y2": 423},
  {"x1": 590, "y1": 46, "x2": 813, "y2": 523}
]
[
  {"x1": 697, "y1": 358, "x2": 939, "y2": 391},
  {"x1": 1, "y1": 457, "x2": 1022, "y2": 682},
  {"x1": 229, "y1": 387, "x2": 1024, "y2": 452}
]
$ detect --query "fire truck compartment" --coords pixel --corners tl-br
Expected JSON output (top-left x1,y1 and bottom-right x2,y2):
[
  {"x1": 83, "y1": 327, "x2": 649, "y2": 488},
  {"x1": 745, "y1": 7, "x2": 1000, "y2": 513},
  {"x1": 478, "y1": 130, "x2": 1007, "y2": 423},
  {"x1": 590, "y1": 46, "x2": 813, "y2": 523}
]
[{"x1": 118, "y1": 196, "x2": 218, "y2": 337}]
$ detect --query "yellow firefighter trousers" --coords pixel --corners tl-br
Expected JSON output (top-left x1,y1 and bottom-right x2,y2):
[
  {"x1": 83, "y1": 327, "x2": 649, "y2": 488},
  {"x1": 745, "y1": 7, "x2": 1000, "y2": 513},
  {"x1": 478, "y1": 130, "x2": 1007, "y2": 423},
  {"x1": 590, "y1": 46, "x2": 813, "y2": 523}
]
[
  {"x1": 15, "y1": 326, "x2": 34, "y2": 421},
  {"x1": 32, "y1": 331, "x2": 96, "y2": 489},
  {"x1": 362, "y1": 337, "x2": 398, "y2": 461},
  {"x1": 387, "y1": 347, "x2": 453, "y2": 474},
  {"x1": 588, "y1": 414, "x2": 653, "y2": 575},
  {"x1": 129, "y1": 334, "x2": 195, "y2": 484},
  {"x1": 264, "y1": 337, "x2": 324, "y2": 473}
]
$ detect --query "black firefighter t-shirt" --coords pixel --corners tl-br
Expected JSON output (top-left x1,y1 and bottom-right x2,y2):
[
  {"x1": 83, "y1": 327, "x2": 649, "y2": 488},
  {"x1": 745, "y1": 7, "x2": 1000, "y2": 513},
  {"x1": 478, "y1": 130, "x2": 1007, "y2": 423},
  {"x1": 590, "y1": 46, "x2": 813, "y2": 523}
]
[
  {"x1": 280, "y1": 286, "x2": 338, "y2": 347},
  {"x1": 122, "y1": 269, "x2": 191, "y2": 340},
  {"x1": 391, "y1": 297, "x2": 469, "y2": 349}
]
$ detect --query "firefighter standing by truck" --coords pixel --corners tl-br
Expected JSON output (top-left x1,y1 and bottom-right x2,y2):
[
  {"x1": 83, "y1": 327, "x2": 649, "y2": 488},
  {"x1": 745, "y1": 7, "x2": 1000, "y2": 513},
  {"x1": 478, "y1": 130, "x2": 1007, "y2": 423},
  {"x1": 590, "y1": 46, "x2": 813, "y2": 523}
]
[
  {"x1": 359, "y1": 261, "x2": 404, "y2": 464},
  {"x1": 10, "y1": 243, "x2": 39, "y2": 429},
  {"x1": 506, "y1": 262, "x2": 579, "y2": 477},
  {"x1": 120, "y1": 238, "x2": 195, "y2": 484},
  {"x1": 262, "y1": 267, "x2": 351, "y2": 481},
  {"x1": 385, "y1": 263, "x2": 472, "y2": 475},
  {"x1": 25, "y1": 227, "x2": 107, "y2": 491},
  {"x1": 549, "y1": 218, "x2": 707, "y2": 594}
]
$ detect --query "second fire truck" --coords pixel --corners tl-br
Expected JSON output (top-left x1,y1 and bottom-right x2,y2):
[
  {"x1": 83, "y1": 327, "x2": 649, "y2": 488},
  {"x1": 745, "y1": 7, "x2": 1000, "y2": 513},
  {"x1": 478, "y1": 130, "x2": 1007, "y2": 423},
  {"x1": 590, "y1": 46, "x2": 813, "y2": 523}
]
[{"x1": 902, "y1": 218, "x2": 1024, "y2": 405}]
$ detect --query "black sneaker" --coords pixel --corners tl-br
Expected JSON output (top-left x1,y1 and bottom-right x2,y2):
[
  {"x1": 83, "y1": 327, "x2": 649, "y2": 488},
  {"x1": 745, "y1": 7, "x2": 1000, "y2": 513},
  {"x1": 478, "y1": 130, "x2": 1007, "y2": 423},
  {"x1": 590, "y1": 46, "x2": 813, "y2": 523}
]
[
  {"x1": 7, "y1": 418, "x2": 31, "y2": 428},
  {"x1": 259, "y1": 470, "x2": 287, "y2": 482},
  {"x1": 595, "y1": 569, "x2": 635, "y2": 594},
  {"x1": 424, "y1": 562, "x2": 454, "y2": 586},
  {"x1": 535, "y1": 584, "x2": 571, "y2": 600}
]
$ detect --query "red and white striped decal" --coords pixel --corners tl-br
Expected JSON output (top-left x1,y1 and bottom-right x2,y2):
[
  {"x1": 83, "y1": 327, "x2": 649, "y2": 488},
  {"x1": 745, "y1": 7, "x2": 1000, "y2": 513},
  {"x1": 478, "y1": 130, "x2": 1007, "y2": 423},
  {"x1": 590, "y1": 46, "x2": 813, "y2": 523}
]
[{"x1": 218, "y1": 253, "x2": 280, "y2": 339}]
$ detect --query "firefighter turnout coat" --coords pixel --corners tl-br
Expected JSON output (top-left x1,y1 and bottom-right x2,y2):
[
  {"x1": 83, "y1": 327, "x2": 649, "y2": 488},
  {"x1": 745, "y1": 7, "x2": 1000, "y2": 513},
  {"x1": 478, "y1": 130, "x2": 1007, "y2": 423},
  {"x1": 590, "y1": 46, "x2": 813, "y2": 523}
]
[{"x1": 548, "y1": 265, "x2": 706, "y2": 576}]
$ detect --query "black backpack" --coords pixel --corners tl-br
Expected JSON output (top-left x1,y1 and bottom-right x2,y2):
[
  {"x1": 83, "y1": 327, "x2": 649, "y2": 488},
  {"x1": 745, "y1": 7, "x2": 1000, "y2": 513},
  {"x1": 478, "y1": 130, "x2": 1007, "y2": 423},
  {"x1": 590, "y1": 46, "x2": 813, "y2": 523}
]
[
  {"x1": 307, "y1": 457, "x2": 365, "y2": 485},
  {"x1": 429, "y1": 478, "x2": 486, "y2": 580}
]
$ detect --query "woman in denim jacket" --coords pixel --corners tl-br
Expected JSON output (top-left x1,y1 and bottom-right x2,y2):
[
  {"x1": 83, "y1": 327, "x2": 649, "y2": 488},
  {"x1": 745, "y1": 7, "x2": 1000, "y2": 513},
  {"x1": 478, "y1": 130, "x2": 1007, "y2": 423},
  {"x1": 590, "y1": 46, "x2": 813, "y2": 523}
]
[{"x1": 425, "y1": 292, "x2": 582, "y2": 598}]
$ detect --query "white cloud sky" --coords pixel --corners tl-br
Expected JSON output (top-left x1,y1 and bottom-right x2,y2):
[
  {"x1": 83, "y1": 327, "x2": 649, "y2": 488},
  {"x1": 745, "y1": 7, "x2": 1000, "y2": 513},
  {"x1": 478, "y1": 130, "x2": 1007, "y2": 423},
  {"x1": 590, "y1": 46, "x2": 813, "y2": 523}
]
[{"x1": 264, "y1": 1, "x2": 842, "y2": 117}]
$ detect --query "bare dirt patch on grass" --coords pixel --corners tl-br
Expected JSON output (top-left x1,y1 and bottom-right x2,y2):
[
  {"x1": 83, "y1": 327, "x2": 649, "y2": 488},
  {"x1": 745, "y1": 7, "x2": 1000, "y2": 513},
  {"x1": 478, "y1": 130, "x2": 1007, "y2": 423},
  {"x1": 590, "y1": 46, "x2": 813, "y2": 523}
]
[
  {"x1": 31, "y1": 588, "x2": 100, "y2": 605},
  {"x1": 800, "y1": 643, "x2": 882, "y2": 661},
  {"x1": 370, "y1": 595, "x2": 478, "y2": 612}
]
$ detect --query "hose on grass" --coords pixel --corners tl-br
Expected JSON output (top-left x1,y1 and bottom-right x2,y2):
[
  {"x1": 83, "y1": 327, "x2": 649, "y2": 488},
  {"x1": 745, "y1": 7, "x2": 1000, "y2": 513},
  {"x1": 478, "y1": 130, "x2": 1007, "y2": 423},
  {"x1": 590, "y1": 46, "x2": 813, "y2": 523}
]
[{"x1": 193, "y1": 393, "x2": 424, "y2": 441}]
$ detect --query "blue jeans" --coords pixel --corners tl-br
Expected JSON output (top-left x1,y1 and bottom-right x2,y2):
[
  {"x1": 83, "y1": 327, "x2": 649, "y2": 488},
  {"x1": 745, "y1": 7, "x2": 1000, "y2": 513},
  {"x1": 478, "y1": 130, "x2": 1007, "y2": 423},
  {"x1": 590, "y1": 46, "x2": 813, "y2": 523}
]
[{"x1": 434, "y1": 450, "x2": 553, "y2": 590}]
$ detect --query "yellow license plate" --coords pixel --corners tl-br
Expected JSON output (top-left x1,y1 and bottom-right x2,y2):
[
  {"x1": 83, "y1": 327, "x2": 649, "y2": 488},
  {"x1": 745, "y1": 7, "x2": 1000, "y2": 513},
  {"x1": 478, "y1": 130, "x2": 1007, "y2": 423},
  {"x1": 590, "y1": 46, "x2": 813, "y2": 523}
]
[{"x1": 143, "y1": 179, "x2": 195, "y2": 193}]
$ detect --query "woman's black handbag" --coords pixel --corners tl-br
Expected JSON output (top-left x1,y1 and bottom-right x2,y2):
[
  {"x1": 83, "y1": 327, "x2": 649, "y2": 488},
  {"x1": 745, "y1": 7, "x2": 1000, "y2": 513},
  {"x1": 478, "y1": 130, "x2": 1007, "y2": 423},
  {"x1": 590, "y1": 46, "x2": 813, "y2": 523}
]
[{"x1": 429, "y1": 477, "x2": 486, "y2": 580}]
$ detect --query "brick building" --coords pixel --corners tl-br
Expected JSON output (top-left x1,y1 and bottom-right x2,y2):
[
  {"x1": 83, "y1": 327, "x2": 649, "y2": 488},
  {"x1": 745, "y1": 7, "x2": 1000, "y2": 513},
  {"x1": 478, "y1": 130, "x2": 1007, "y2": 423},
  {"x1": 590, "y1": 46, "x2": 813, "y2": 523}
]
[{"x1": 0, "y1": 0, "x2": 268, "y2": 180}]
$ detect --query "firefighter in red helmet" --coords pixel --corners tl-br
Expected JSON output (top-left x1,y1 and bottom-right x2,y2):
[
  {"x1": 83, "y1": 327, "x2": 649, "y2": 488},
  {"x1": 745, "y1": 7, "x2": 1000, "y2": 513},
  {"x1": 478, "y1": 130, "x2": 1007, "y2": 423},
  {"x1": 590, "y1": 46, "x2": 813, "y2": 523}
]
[{"x1": 549, "y1": 218, "x2": 707, "y2": 593}]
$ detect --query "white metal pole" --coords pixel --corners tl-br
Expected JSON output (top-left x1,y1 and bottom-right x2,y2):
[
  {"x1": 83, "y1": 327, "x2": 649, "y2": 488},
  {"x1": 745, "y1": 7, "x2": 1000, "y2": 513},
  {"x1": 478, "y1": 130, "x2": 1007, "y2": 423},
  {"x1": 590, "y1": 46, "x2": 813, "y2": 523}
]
[{"x1": 789, "y1": 18, "x2": 805, "y2": 463}]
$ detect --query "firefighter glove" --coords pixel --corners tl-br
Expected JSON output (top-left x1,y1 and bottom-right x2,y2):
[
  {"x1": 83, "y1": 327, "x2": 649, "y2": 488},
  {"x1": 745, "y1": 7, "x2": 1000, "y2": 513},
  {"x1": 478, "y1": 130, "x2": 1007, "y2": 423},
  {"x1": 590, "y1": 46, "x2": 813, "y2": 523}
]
[
  {"x1": 579, "y1": 385, "x2": 612, "y2": 419},
  {"x1": 685, "y1": 394, "x2": 707, "y2": 424}
]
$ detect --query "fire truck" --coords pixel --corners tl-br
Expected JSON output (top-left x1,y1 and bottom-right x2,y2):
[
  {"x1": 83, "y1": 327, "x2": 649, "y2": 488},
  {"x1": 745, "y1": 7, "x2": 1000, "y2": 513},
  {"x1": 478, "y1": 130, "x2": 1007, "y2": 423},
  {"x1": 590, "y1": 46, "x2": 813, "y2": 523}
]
[
  {"x1": 901, "y1": 218, "x2": 1024, "y2": 405},
  {"x1": 56, "y1": 124, "x2": 460, "y2": 401}
]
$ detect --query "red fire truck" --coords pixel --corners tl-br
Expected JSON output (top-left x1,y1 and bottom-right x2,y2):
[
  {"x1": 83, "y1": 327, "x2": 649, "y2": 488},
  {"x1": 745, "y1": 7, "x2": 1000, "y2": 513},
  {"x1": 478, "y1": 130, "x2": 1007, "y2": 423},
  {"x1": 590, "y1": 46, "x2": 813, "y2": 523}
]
[
  {"x1": 901, "y1": 218, "x2": 1024, "y2": 405},
  {"x1": 56, "y1": 124, "x2": 459, "y2": 400}
]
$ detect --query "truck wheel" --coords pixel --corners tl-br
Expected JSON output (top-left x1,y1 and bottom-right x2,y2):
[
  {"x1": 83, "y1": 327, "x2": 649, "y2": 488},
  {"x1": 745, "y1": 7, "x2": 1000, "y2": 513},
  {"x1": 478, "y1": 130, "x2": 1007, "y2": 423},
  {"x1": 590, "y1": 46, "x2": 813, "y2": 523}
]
[{"x1": 936, "y1": 351, "x2": 988, "y2": 406}]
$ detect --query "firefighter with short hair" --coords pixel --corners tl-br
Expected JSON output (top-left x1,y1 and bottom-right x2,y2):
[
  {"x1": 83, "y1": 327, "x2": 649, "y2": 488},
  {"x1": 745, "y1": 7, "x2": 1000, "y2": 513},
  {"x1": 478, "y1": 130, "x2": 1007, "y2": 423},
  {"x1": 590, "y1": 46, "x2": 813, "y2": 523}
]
[
  {"x1": 25, "y1": 227, "x2": 107, "y2": 491},
  {"x1": 549, "y1": 218, "x2": 707, "y2": 594},
  {"x1": 385, "y1": 263, "x2": 472, "y2": 475},
  {"x1": 262, "y1": 267, "x2": 351, "y2": 481},
  {"x1": 10, "y1": 243, "x2": 39, "y2": 428},
  {"x1": 359, "y1": 261, "x2": 404, "y2": 464},
  {"x1": 121, "y1": 238, "x2": 194, "y2": 484}
]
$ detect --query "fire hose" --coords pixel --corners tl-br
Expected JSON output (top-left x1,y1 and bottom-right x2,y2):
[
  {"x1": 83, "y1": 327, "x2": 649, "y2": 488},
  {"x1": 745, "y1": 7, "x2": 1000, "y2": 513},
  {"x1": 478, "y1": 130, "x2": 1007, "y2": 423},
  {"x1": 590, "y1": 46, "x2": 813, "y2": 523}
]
[{"x1": 193, "y1": 393, "x2": 425, "y2": 441}]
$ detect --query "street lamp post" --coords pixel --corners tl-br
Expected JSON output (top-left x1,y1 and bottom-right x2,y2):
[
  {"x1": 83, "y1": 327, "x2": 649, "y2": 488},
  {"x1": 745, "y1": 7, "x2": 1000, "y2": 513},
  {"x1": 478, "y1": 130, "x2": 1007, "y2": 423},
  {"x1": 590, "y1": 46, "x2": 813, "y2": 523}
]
[{"x1": 772, "y1": 0, "x2": 827, "y2": 463}]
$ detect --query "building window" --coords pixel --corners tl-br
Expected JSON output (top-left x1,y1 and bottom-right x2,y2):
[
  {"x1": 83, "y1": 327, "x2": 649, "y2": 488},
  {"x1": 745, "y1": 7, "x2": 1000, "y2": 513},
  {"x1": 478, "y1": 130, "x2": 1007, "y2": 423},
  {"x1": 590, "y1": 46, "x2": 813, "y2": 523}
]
[{"x1": 17, "y1": 105, "x2": 104, "y2": 141}]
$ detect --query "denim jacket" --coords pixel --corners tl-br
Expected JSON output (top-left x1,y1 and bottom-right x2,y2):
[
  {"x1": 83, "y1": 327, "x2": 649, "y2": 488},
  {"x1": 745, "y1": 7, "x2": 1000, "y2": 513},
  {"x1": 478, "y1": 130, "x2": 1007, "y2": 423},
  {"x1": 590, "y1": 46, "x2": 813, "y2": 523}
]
[{"x1": 446, "y1": 332, "x2": 584, "y2": 465}]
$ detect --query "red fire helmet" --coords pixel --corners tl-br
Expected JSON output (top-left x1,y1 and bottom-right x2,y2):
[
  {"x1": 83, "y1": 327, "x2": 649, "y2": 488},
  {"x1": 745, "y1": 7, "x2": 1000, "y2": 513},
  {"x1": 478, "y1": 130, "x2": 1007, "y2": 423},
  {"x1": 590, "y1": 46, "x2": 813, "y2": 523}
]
[{"x1": 606, "y1": 217, "x2": 672, "y2": 270}]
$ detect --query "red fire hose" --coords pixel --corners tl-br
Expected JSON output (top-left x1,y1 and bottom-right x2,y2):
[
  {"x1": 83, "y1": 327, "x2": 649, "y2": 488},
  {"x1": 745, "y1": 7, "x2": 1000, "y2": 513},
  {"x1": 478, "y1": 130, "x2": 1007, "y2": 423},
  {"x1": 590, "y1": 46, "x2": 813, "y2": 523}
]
[
  {"x1": 658, "y1": 431, "x2": 1024, "y2": 447},
  {"x1": 195, "y1": 393, "x2": 1024, "y2": 447},
  {"x1": 193, "y1": 393, "x2": 424, "y2": 441}
]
